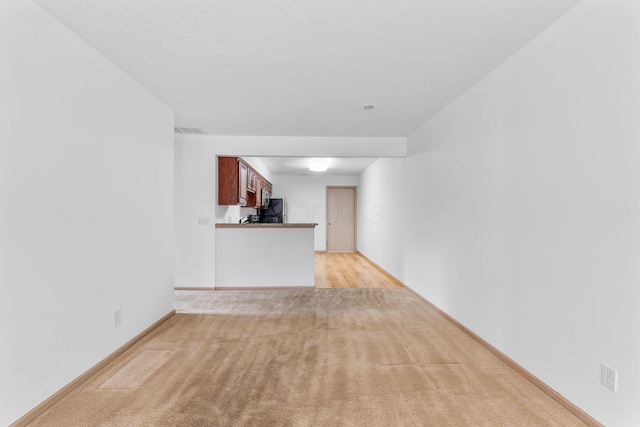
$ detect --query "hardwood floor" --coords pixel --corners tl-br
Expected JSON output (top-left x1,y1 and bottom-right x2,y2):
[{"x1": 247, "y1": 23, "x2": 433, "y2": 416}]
[{"x1": 315, "y1": 252, "x2": 403, "y2": 289}]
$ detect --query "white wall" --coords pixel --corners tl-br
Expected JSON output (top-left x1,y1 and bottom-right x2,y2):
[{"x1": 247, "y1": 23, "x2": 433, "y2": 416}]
[
  {"x1": 0, "y1": 1, "x2": 175, "y2": 425},
  {"x1": 174, "y1": 135, "x2": 404, "y2": 287},
  {"x1": 357, "y1": 158, "x2": 406, "y2": 281},
  {"x1": 271, "y1": 174, "x2": 359, "y2": 251},
  {"x1": 358, "y1": 0, "x2": 640, "y2": 425},
  {"x1": 216, "y1": 227, "x2": 315, "y2": 287}
]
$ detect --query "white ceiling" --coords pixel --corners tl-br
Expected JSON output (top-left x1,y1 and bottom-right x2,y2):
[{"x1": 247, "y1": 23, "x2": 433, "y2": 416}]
[
  {"x1": 34, "y1": 0, "x2": 581, "y2": 137},
  {"x1": 258, "y1": 157, "x2": 378, "y2": 176}
]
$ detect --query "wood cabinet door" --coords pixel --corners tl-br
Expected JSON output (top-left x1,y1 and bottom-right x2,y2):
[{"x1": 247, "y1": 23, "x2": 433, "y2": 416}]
[
  {"x1": 218, "y1": 157, "x2": 239, "y2": 205},
  {"x1": 238, "y1": 161, "x2": 248, "y2": 206},
  {"x1": 247, "y1": 169, "x2": 257, "y2": 192},
  {"x1": 255, "y1": 177, "x2": 263, "y2": 208}
]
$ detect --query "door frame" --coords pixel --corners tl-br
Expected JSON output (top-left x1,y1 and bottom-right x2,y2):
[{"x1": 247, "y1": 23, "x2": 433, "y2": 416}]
[{"x1": 325, "y1": 186, "x2": 357, "y2": 252}]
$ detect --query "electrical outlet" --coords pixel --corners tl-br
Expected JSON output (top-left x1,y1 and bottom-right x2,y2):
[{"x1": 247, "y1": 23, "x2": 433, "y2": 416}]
[
  {"x1": 113, "y1": 308, "x2": 122, "y2": 327},
  {"x1": 601, "y1": 363, "x2": 617, "y2": 392}
]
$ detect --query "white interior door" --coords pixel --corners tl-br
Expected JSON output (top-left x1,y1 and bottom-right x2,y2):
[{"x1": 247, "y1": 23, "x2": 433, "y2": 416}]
[{"x1": 326, "y1": 186, "x2": 356, "y2": 252}]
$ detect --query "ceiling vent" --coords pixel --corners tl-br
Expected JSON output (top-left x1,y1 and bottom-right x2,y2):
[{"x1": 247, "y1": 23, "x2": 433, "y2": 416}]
[{"x1": 174, "y1": 126, "x2": 208, "y2": 135}]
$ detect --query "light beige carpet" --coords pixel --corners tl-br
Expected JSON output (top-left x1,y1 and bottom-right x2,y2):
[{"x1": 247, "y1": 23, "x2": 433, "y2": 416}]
[{"x1": 30, "y1": 289, "x2": 586, "y2": 426}]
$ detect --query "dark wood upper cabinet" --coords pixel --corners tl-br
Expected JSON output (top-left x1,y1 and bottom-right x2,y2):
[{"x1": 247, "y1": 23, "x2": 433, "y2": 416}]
[
  {"x1": 218, "y1": 157, "x2": 246, "y2": 206},
  {"x1": 218, "y1": 156, "x2": 272, "y2": 207}
]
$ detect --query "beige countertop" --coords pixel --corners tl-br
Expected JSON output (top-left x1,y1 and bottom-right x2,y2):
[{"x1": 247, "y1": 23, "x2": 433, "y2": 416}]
[{"x1": 215, "y1": 223, "x2": 318, "y2": 228}]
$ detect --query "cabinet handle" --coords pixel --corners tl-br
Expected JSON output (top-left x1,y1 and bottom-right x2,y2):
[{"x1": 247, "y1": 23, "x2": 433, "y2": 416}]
[{"x1": 328, "y1": 222, "x2": 331, "y2": 226}]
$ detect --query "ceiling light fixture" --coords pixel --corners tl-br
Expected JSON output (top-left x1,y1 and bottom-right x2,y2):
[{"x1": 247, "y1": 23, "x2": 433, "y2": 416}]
[{"x1": 309, "y1": 160, "x2": 329, "y2": 172}]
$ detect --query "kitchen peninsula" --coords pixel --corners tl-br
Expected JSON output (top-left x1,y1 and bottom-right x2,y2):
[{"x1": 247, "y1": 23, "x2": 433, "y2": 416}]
[{"x1": 215, "y1": 223, "x2": 317, "y2": 289}]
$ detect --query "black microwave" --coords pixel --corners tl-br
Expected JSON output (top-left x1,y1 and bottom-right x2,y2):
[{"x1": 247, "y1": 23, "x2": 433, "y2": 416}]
[{"x1": 261, "y1": 189, "x2": 270, "y2": 206}]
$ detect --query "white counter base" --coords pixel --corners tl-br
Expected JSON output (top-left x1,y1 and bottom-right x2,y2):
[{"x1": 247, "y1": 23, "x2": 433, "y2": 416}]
[{"x1": 215, "y1": 225, "x2": 316, "y2": 288}]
